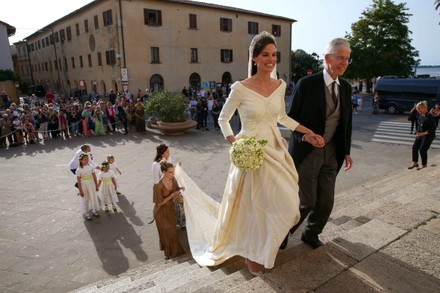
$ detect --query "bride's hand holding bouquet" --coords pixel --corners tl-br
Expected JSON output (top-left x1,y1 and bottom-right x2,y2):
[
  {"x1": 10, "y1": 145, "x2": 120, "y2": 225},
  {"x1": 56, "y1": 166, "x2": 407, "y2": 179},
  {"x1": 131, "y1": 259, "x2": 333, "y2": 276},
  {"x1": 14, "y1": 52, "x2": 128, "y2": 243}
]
[{"x1": 229, "y1": 136, "x2": 268, "y2": 172}]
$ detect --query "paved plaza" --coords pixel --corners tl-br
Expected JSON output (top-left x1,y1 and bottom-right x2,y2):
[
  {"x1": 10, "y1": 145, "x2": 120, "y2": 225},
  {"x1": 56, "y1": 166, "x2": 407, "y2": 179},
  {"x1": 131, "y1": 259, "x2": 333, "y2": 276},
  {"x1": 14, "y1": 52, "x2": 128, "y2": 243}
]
[{"x1": 0, "y1": 124, "x2": 236, "y2": 292}]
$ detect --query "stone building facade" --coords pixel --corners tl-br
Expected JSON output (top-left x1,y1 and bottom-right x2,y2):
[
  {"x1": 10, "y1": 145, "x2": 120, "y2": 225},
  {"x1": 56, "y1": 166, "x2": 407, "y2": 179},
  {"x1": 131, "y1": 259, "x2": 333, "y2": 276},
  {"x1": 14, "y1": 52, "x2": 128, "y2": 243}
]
[
  {"x1": 0, "y1": 20, "x2": 15, "y2": 71},
  {"x1": 12, "y1": 42, "x2": 33, "y2": 92},
  {"x1": 24, "y1": 0, "x2": 295, "y2": 97}
]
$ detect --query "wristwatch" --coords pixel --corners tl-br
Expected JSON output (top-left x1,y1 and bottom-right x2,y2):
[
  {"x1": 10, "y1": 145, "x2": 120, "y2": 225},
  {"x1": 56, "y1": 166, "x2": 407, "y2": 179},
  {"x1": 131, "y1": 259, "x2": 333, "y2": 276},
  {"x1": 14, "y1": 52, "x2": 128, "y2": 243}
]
[{"x1": 301, "y1": 134, "x2": 307, "y2": 142}]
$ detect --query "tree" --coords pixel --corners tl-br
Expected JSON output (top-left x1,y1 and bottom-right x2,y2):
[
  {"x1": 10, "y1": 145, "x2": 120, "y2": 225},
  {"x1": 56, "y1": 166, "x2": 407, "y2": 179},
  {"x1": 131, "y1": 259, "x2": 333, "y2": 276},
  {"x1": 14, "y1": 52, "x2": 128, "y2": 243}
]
[
  {"x1": 345, "y1": 0, "x2": 419, "y2": 90},
  {"x1": 290, "y1": 49, "x2": 323, "y2": 83},
  {"x1": 0, "y1": 69, "x2": 18, "y2": 82},
  {"x1": 436, "y1": 0, "x2": 440, "y2": 25}
]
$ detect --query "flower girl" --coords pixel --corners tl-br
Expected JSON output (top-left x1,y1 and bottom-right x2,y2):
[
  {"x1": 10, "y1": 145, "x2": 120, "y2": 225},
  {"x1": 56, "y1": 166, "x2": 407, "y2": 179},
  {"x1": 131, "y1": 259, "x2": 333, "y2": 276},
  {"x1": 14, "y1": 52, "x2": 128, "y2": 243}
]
[
  {"x1": 76, "y1": 154, "x2": 100, "y2": 221},
  {"x1": 107, "y1": 155, "x2": 122, "y2": 195},
  {"x1": 97, "y1": 161, "x2": 119, "y2": 213}
]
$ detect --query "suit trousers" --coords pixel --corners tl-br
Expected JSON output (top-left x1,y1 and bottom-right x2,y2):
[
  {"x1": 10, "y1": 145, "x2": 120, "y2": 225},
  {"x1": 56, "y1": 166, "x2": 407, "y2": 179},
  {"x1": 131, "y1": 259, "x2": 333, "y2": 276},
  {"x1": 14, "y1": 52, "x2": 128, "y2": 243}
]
[{"x1": 290, "y1": 142, "x2": 338, "y2": 240}]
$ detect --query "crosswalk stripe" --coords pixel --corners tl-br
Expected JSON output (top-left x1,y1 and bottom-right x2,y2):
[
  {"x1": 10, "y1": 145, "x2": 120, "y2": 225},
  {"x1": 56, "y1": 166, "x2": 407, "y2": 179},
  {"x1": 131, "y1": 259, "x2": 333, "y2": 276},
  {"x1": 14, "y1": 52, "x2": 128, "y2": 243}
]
[
  {"x1": 375, "y1": 130, "x2": 416, "y2": 135},
  {"x1": 373, "y1": 134, "x2": 416, "y2": 142},
  {"x1": 372, "y1": 121, "x2": 440, "y2": 149},
  {"x1": 380, "y1": 121, "x2": 410, "y2": 126}
]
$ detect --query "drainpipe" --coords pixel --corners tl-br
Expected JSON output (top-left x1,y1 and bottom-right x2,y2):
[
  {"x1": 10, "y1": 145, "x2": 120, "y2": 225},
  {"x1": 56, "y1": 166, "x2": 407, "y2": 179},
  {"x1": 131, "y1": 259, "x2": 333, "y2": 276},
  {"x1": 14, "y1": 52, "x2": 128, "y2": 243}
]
[
  {"x1": 119, "y1": 0, "x2": 126, "y2": 68},
  {"x1": 25, "y1": 40, "x2": 34, "y2": 86}
]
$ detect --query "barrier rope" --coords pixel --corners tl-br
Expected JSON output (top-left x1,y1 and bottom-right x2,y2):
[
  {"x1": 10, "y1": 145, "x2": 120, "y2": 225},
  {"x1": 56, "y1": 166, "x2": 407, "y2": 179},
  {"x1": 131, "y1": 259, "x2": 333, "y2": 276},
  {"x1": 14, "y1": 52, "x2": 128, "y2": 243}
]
[
  {"x1": 0, "y1": 118, "x2": 128, "y2": 140},
  {"x1": 0, "y1": 128, "x2": 18, "y2": 139}
]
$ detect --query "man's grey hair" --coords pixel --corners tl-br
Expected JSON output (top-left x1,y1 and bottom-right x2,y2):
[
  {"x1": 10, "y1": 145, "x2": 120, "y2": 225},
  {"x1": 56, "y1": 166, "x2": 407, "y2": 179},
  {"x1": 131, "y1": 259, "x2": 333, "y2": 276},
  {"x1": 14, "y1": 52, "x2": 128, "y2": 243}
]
[{"x1": 324, "y1": 38, "x2": 351, "y2": 55}]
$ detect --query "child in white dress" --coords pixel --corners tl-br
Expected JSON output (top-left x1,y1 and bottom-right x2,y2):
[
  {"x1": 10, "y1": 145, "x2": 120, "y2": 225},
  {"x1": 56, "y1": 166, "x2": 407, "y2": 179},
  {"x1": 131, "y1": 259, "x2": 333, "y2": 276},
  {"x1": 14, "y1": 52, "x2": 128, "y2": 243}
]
[
  {"x1": 107, "y1": 155, "x2": 122, "y2": 195},
  {"x1": 76, "y1": 154, "x2": 100, "y2": 221},
  {"x1": 97, "y1": 162, "x2": 119, "y2": 213}
]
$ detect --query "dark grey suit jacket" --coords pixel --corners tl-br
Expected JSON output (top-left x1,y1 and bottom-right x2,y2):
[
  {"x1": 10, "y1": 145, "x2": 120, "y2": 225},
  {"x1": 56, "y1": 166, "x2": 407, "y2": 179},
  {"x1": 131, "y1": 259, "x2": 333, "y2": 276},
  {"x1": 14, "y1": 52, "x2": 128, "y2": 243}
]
[{"x1": 287, "y1": 72, "x2": 352, "y2": 171}]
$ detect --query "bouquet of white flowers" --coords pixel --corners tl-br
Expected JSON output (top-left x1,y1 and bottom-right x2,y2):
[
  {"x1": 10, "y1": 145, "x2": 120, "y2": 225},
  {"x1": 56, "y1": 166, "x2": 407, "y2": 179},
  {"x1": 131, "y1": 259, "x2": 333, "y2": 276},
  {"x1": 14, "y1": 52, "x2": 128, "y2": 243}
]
[{"x1": 230, "y1": 136, "x2": 268, "y2": 172}]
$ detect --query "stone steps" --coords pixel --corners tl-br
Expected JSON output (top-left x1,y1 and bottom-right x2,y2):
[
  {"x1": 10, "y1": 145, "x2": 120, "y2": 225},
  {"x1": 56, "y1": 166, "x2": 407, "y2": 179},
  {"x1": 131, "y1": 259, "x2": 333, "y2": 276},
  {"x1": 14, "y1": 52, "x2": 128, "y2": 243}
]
[
  {"x1": 172, "y1": 257, "x2": 247, "y2": 293},
  {"x1": 191, "y1": 244, "x2": 313, "y2": 293},
  {"x1": 326, "y1": 164, "x2": 439, "y2": 237},
  {"x1": 71, "y1": 255, "x2": 194, "y2": 293},
  {"x1": 228, "y1": 245, "x2": 358, "y2": 292},
  {"x1": 72, "y1": 160, "x2": 440, "y2": 292}
]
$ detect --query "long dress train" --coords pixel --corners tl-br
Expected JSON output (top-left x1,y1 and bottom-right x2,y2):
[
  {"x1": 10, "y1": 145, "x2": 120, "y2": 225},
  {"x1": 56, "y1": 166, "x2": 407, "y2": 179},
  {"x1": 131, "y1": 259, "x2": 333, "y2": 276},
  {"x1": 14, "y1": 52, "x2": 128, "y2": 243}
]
[{"x1": 175, "y1": 80, "x2": 301, "y2": 269}]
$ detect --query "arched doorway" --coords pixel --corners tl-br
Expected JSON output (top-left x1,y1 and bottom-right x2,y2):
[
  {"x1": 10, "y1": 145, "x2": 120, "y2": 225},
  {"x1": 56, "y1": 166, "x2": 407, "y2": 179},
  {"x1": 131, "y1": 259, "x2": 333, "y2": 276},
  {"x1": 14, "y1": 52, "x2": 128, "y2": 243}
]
[
  {"x1": 56, "y1": 80, "x2": 61, "y2": 94},
  {"x1": 189, "y1": 72, "x2": 201, "y2": 89},
  {"x1": 112, "y1": 80, "x2": 118, "y2": 93},
  {"x1": 66, "y1": 80, "x2": 72, "y2": 97},
  {"x1": 76, "y1": 80, "x2": 87, "y2": 103},
  {"x1": 150, "y1": 74, "x2": 164, "y2": 91},
  {"x1": 100, "y1": 80, "x2": 106, "y2": 96},
  {"x1": 222, "y1": 72, "x2": 232, "y2": 86}
]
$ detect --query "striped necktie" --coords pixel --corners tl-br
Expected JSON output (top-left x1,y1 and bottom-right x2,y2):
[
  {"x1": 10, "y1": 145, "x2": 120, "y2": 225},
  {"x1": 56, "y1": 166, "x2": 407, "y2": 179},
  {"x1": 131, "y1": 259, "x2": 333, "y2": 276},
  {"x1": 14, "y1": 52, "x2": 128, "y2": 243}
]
[{"x1": 332, "y1": 81, "x2": 338, "y2": 108}]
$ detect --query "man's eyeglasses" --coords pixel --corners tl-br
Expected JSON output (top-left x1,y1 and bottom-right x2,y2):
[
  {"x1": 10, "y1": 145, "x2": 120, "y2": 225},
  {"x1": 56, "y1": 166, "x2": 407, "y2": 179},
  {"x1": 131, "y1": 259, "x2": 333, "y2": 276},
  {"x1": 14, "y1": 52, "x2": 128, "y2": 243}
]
[{"x1": 332, "y1": 55, "x2": 352, "y2": 64}]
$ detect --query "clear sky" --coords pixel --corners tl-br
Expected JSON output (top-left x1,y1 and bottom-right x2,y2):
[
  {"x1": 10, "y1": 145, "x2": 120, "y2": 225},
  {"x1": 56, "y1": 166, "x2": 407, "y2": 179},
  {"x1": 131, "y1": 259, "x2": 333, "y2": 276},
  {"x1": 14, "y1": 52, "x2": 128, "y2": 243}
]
[{"x1": 2, "y1": 0, "x2": 439, "y2": 65}]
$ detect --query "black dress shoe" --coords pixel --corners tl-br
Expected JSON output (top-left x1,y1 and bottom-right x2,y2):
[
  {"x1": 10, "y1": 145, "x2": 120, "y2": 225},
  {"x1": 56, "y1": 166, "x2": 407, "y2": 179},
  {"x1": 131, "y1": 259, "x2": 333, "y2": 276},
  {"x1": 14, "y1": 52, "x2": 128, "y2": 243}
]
[
  {"x1": 301, "y1": 234, "x2": 324, "y2": 249},
  {"x1": 279, "y1": 234, "x2": 289, "y2": 250}
]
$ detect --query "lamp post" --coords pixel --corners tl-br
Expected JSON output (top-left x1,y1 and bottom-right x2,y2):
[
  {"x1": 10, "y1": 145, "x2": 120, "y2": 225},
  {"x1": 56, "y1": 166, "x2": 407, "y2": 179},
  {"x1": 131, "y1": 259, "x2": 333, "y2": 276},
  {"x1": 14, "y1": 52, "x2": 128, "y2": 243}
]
[
  {"x1": 311, "y1": 52, "x2": 320, "y2": 73},
  {"x1": 15, "y1": 82, "x2": 20, "y2": 103},
  {"x1": 414, "y1": 59, "x2": 421, "y2": 78}
]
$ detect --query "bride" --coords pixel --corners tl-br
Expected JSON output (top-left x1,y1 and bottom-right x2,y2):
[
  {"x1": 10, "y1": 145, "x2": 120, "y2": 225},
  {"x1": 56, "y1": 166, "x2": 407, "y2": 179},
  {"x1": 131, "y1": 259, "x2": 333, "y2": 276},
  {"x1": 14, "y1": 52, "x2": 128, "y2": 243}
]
[{"x1": 175, "y1": 31, "x2": 323, "y2": 276}]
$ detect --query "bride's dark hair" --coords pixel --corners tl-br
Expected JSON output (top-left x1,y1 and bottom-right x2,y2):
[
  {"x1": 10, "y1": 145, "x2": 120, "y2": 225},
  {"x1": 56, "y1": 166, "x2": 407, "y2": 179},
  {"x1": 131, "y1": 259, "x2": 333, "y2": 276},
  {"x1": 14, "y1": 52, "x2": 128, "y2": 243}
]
[{"x1": 249, "y1": 31, "x2": 277, "y2": 77}]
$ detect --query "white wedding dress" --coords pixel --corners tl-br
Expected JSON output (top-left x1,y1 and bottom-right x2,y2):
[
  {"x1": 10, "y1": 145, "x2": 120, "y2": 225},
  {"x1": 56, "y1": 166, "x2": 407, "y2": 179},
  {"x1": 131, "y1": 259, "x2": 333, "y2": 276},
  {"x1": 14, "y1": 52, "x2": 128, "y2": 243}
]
[{"x1": 175, "y1": 80, "x2": 300, "y2": 269}]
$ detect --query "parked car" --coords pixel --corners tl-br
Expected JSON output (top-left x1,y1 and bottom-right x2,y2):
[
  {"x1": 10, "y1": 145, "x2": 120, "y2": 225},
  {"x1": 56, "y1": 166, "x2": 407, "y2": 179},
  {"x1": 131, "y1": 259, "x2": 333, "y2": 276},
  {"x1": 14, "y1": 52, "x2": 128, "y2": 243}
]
[{"x1": 375, "y1": 78, "x2": 440, "y2": 114}]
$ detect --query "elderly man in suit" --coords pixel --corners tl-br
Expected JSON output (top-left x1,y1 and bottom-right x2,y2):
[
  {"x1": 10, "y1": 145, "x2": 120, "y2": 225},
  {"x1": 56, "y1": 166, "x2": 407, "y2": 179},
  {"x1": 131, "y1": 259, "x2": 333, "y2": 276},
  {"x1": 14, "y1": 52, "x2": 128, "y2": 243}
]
[{"x1": 281, "y1": 38, "x2": 353, "y2": 250}]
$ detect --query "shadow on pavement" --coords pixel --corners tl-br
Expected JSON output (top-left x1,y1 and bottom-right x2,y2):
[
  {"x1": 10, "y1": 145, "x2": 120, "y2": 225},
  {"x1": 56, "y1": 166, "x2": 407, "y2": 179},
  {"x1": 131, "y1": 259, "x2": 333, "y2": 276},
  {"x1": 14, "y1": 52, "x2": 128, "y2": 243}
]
[
  {"x1": 264, "y1": 239, "x2": 440, "y2": 292},
  {"x1": 116, "y1": 194, "x2": 144, "y2": 226},
  {"x1": 84, "y1": 211, "x2": 148, "y2": 276}
]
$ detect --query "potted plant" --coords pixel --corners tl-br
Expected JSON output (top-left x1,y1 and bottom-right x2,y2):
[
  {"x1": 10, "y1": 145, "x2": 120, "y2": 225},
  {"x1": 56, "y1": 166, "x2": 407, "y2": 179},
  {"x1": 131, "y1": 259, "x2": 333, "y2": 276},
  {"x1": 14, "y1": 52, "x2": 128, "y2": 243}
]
[{"x1": 144, "y1": 90, "x2": 196, "y2": 135}]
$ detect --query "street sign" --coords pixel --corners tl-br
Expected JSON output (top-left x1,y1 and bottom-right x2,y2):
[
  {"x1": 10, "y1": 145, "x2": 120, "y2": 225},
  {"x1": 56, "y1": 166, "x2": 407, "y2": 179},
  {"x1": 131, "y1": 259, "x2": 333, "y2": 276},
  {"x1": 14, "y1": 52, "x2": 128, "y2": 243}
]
[
  {"x1": 79, "y1": 79, "x2": 86, "y2": 89},
  {"x1": 121, "y1": 68, "x2": 128, "y2": 82}
]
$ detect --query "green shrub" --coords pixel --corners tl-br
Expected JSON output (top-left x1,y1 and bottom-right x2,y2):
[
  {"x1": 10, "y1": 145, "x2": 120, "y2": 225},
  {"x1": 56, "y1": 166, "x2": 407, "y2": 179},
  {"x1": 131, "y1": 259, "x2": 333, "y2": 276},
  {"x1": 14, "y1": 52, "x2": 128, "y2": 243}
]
[{"x1": 144, "y1": 90, "x2": 187, "y2": 122}]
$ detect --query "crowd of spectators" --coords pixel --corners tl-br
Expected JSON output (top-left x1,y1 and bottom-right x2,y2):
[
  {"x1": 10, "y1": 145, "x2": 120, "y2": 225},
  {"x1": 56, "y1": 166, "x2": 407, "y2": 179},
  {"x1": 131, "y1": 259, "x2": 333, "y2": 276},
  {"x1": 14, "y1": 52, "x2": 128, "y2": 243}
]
[
  {"x1": 0, "y1": 85, "x2": 233, "y2": 149},
  {"x1": 183, "y1": 85, "x2": 230, "y2": 131},
  {"x1": 0, "y1": 90, "x2": 146, "y2": 149}
]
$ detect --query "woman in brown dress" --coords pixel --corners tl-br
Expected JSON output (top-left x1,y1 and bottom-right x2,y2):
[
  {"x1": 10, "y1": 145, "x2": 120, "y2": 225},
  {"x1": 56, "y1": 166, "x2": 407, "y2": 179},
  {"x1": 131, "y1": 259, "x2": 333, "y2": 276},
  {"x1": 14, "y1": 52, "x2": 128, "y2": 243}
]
[
  {"x1": 153, "y1": 161, "x2": 186, "y2": 259},
  {"x1": 127, "y1": 99, "x2": 137, "y2": 131},
  {"x1": 134, "y1": 102, "x2": 146, "y2": 133}
]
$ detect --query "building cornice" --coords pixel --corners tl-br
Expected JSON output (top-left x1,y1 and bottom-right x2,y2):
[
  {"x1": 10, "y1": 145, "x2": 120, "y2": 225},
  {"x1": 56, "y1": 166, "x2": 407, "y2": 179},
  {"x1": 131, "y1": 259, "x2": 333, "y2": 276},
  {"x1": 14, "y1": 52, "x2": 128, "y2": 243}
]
[
  {"x1": 166, "y1": 0, "x2": 296, "y2": 22},
  {"x1": 24, "y1": 0, "x2": 295, "y2": 40},
  {"x1": 0, "y1": 20, "x2": 16, "y2": 36}
]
